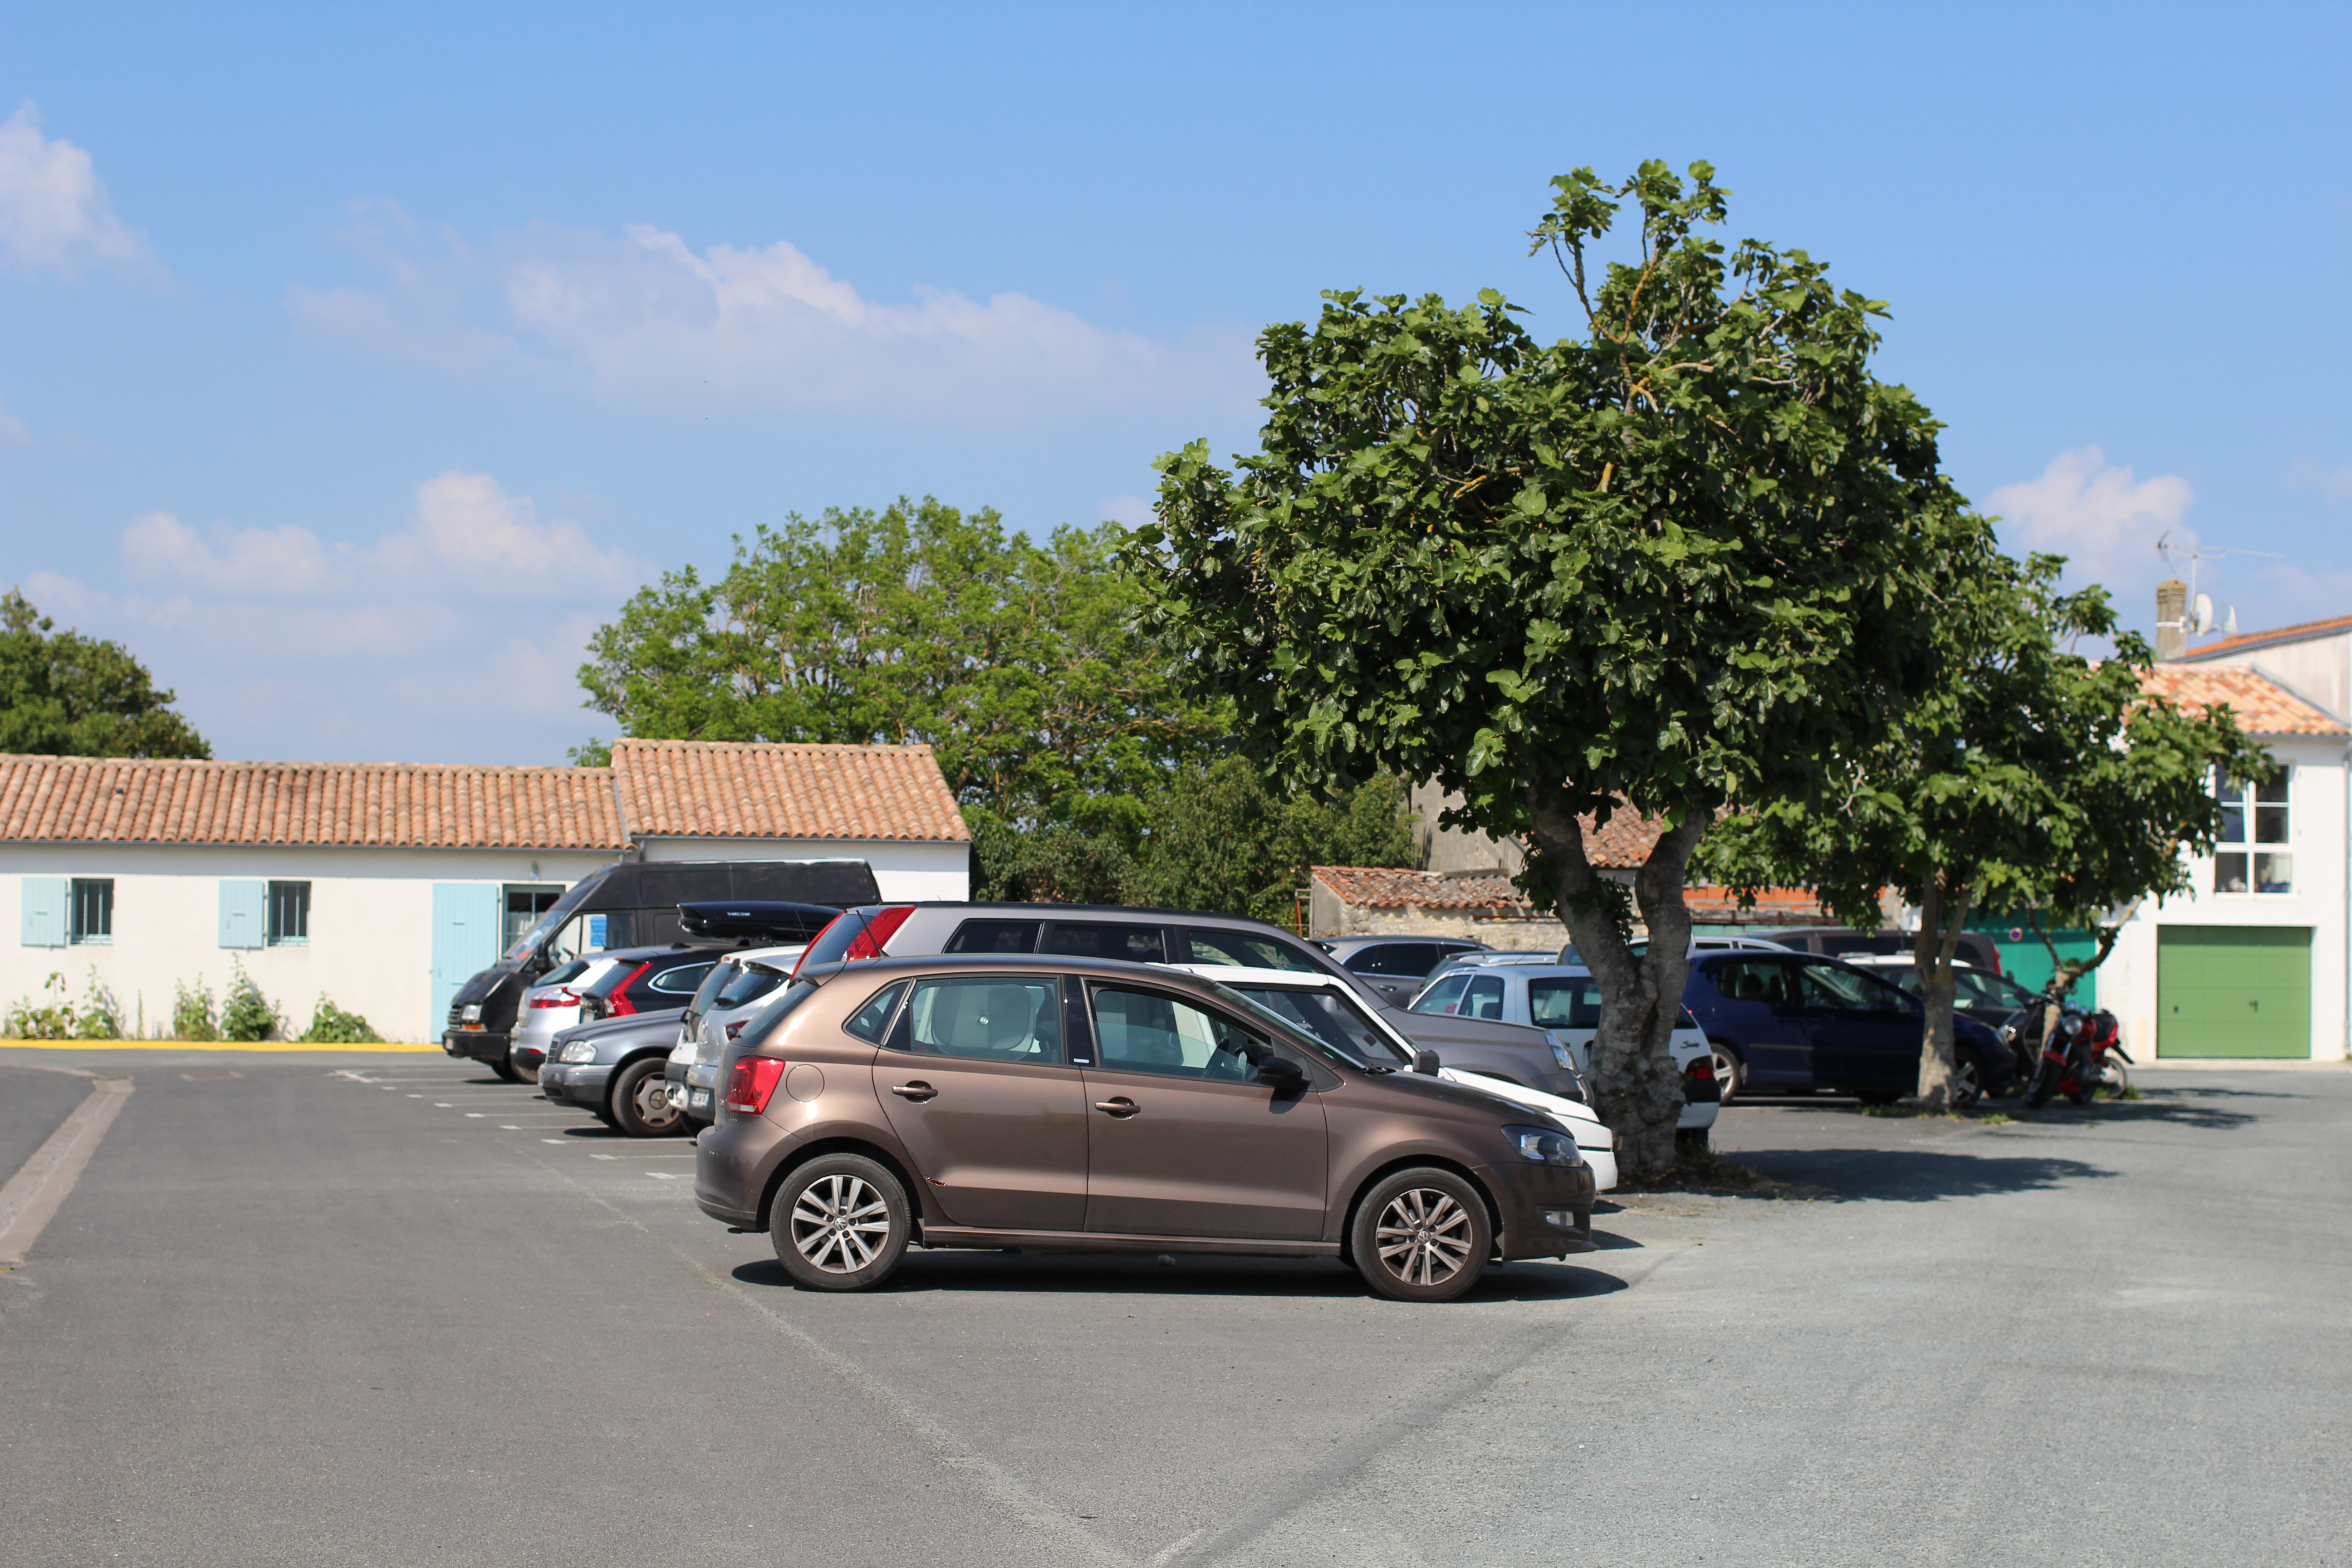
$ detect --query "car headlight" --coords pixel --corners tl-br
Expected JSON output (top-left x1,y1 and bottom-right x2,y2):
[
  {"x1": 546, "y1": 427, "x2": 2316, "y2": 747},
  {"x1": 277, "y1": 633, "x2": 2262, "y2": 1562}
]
[
  {"x1": 461, "y1": 1004, "x2": 483, "y2": 1023},
  {"x1": 1504, "y1": 1123, "x2": 1585, "y2": 1167},
  {"x1": 559, "y1": 1039, "x2": 600, "y2": 1064}
]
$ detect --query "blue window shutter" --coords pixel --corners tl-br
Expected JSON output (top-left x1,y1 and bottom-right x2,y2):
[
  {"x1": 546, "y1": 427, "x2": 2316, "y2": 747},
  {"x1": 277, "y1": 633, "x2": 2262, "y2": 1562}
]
[
  {"x1": 20, "y1": 877, "x2": 66, "y2": 946},
  {"x1": 430, "y1": 884, "x2": 504, "y2": 1031},
  {"x1": 218, "y1": 879, "x2": 266, "y2": 949}
]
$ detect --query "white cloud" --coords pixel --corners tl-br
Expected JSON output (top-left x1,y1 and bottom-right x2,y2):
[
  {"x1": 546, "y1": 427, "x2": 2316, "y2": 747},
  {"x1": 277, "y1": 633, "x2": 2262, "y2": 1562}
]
[
  {"x1": 289, "y1": 209, "x2": 1259, "y2": 426},
  {"x1": 12, "y1": 474, "x2": 646, "y2": 764},
  {"x1": 1986, "y1": 447, "x2": 2196, "y2": 582},
  {"x1": 117, "y1": 473, "x2": 637, "y2": 601},
  {"x1": 0, "y1": 101, "x2": 165, "y2": 283},
  {"x1": 377, "y1": 471, "x2": 635, "y2": 588},
  {"x1": 2286, "y1": 457, "x2": 2352, "y2": 505}
]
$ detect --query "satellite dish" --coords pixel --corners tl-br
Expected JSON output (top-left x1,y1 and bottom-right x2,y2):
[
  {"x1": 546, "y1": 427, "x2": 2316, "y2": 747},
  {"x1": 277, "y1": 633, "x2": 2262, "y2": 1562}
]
[{"x1": 2192, "y1": 593, "x2": 2215, "y2": 634}]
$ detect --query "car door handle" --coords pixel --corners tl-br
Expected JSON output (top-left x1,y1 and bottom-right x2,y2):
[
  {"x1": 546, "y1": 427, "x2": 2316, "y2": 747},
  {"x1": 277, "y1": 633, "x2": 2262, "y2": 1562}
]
[
  {"x1": 890, "y1": 1082, "x2": 937, "y2": 1102},
  {"x1": 1094, "y1": 1097, "x2": 1139, "y2": 1117}
]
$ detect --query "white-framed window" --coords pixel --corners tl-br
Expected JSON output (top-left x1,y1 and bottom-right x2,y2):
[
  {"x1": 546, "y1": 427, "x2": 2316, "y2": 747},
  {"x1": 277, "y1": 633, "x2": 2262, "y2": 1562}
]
[
  {"x1": 267, "y1": 880, "x2": 311, "y2": 945},
  {"x1": 2214, "y1": 764, "x2": 2291, "y2": 895},
  {"x1": 71, "y1": 878, "x2": 114, "y2": 943}
]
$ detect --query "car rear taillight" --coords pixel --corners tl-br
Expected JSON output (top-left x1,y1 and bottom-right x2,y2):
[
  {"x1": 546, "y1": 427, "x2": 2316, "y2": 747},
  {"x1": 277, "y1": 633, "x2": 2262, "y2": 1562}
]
[
  {"x1": 528, "y1": 989, "x2": 579, "y2": 1009},
  {"x1": 843, "y1": 905, "x2": 914, "y2": 962},
  {"x1": 1685, "y1": 1057, "x2": 1716, "y2": 1082},
  {"x1": 725, "y1": 1056, "x2": 786, "y2": 1115},
  {"x1": 602, "y1": 960, "x2": 654, "y2": 1018}
]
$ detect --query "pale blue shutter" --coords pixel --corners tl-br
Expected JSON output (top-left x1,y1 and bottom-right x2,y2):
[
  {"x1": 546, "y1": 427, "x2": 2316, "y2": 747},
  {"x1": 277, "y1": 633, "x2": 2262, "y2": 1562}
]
[
  {"x1": 430, "y1": 883, "x2": 504, "y2": 1032},
  {"x1": 219, "y1": 879, "x2": 266, "y2": 948},
  {"x1": 20, "y1": 877, "x2": 66, "y2": 946}
]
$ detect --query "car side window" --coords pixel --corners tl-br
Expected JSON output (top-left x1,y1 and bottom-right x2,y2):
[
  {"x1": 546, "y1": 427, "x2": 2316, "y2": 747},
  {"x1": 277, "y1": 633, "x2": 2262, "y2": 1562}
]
[
  {"x1": 1528, "y1": 975, "x2": 1602, "y2": 1029},
  {"x1": 1411, "y1": 973, "x2": 1470, "y2": 1015},
  {"x1": 1459, "y1": 975, "x2": 1506, "y2": 1020},
  {"x1": 1348, "y1": 942, "x2": 1439, "y2": 977},
  {"x1": 845, "y1": 980, "x2": 909, "y2": 1043},
  {"x1": 1795, "y1": 960, "x2": 1882, "y2": 1011},
  {"x1": 1713, "y1": 960, "x2": 1797, "y2": 1007},
  {"x1": 1181, "y1": 928, "x2": 1322, "y2": 971},
  {"x1": 646, "y1": 962, "x2": 716, "y2": 997},
  {"x1": 945, "y1": 920, "x2": 1040, "y2": 954},
  {"x1": 1090, "y1": 986, "x2": 1269, "y2": 1081},
  {"x1": 894, "y1": 977, "x2": 1064, "y2": 1063},
  {"x1": 1039, "y1": 922, "x2": 1166, "y2": 963}
]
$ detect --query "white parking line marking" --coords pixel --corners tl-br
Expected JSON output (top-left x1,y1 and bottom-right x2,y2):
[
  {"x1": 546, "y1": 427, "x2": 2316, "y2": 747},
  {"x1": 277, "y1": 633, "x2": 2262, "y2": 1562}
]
[
  {"x1": 0, "y1": 1078, "x2": 135, "y2": 1266},
  {"x1": 466, "y1": 1113, "x2": 485, "y2": 1117},
  {"x1": 407, "y1": 1094, "x2": 423, "y2": 1098},
  {"x1": 645, "y1": 1172, "x2": 689, "y2": 1179},
  {"x1": 433, "y1": 1103, "x2": 452, "y2": 1108},
  {"x1": 542, "y1": 1139, "x2": 569, "y2": 1144}
]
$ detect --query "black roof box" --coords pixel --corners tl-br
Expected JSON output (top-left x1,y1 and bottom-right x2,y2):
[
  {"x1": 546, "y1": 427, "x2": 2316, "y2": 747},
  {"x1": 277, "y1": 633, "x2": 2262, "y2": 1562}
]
[{"x1": 677, "y1": 900, "x2": 843, "y2": 942}]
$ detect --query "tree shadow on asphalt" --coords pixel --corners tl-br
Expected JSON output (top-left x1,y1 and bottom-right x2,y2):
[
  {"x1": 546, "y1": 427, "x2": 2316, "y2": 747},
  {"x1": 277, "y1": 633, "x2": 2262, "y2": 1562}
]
[
  {"x1": 2019, "y1": 1091, "x2": 2259, "y2": 1132},
  {"x1": 1726, "y1": 1146, "x2": 2114, "y2": 1202},
  {"x1": 730, "y1": 1252, "x2": 1632, "y2": 1303}
]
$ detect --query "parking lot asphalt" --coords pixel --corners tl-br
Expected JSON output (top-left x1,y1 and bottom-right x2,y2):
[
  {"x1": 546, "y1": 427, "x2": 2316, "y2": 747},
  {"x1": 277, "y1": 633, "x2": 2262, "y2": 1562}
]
[{"x1": 1, "y1": 1048, "x2": 2344, "y2": 1568}]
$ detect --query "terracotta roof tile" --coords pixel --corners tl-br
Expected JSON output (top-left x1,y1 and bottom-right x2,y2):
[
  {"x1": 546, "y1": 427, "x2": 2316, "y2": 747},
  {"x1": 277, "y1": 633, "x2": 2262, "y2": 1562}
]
[
  {"x1": 611, "y1": 739, "x2": 970, "y2": 843},
  {"x1": 2171, "y1": 612, "x2": 2352, "y2": 663},
  {"x1": 1312, "y1": 867, "x2": 1536, "y2": 913},
  {"x1": 0, "y1": 755, "x2": 625, "y2": 848},
  {"x1": 2137, "y1": 666, "x2": 2347, "y2": 736}
]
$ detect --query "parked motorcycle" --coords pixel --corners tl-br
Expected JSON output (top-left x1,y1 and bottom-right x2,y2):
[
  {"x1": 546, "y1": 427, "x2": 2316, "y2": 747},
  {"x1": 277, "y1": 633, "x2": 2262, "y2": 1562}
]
[{"x1": 2022, "y1": 1003, "x2": 2125, "y2": 1109}]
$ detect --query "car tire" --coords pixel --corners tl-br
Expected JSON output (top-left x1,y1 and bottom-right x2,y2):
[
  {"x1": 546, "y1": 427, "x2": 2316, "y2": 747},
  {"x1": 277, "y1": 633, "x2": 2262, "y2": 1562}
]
[
  {"x1": 771, "y1": 1154, "x2": 912, "y2": 1292},
  {"x1": 1710, "y1": 1044, "x2": 1746, "y2": 1106},
  {"x1": 489, "y1": 1052, "x2": 525, "y2": 1084},
  {"x1": 1949, "y1": 1048, "x2": 1988, "y2": 1110},
  {"x1": 1349, "y1": 1168, "x2": 1491, "y2": 1303},
  {"x1": 608, "y1": 1058, "x2": 687, "y2": 1137}
]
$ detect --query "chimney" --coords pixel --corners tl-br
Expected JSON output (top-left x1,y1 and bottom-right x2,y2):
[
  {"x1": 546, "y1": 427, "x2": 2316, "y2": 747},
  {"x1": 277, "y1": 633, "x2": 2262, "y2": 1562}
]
[{"x1": 2155, "y1": 578, "x2": 2187, "y2": 661}]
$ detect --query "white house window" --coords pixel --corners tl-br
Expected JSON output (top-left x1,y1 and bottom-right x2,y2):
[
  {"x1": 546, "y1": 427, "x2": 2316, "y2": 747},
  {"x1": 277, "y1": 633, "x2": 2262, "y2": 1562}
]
[
  {"x1": 267, "y1": 881, "x2": 311, "y2": 945},
  {"x1": 70, "y1": 878, "x2": 113, "y2": 943},
  {"x1": 2213, "y1": 765, "x2": 2291, "y2": 895}
]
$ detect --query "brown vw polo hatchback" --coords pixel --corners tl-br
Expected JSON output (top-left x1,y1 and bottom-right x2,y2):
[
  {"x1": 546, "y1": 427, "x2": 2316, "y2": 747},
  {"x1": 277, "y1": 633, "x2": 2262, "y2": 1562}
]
[{"x1": 694, "y1": 955, "x2": 1597, "y2": 1302}]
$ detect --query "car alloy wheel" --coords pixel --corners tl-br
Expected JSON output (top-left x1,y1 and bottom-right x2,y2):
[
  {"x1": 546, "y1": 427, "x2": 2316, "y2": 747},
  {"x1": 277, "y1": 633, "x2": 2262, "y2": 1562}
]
[
  {"x1": 790, "y1": 1175, "x2": 893, "y2": 1274},
  {"x1": 1350, "y1": 1167, "x2": 1491, "y2": 1303},
  {"x1": 771, "y1": 1153, "x2": 912, "y2": 1292},
  {"x1": 1949, "y1": 1049, "x2": 1984, "y2": 1110},
  {"x1": 1710, "y1": 1044, "x2": 1744, "y2": 1106}
]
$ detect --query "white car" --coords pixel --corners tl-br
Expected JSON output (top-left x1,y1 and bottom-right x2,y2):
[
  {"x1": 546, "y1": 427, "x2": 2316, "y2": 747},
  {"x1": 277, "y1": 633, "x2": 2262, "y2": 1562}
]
[
  {"x1": 666, "y1": 944, "x2": 805, "y2": 1125},
  {"x1": 509, "y1": 954, "x2": 626, "y2": 1082},
  {"x1": 1160, "y1": 964, "x2": 1618, "y2": 1191},
  {"x1": 1407, "y1": 963, "x2": 1720, "y2": 1134}
]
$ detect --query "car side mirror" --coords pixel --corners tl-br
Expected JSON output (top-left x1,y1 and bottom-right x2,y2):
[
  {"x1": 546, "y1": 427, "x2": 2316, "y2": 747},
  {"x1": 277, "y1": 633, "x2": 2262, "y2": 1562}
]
[
  {"x1": 1256, "y1": 1055, "x2": 1307, "y2": 1085},
  {"x1": 1411, "y1": 1049, "x2": 1440, "y2": 1076}
]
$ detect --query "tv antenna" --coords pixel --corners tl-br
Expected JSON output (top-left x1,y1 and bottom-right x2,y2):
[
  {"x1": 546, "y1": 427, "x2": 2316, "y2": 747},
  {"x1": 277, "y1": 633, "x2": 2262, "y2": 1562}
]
[{"x1": 2156, "y1": 534, "x2": 2283, "y2": 637}]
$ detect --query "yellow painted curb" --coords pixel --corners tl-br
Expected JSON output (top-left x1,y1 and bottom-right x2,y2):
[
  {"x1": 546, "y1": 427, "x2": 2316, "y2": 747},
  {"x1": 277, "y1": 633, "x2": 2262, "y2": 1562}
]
[{"x1": 0, "y1": 1040, "x2": 446, "y2": 1053}]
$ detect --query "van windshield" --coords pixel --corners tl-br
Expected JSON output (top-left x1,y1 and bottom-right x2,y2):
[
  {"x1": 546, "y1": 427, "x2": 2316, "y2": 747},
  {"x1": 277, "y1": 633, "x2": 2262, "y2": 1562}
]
[{"x1": 505, "y1": 867, "x2": 614, "y2": 962}]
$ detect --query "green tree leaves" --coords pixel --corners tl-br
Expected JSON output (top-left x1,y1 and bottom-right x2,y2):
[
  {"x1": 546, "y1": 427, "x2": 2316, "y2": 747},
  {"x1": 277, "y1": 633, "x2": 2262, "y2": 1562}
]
[
  {"x1": 0, "y1": 590, "x2": 211, "y2": 759},
  {"x1": 1133, "y1": 162, "x2": 1986, "y2": 1176},
  {"x1": 577, "y1": 498, "x2": 1227, "y2": 822}
]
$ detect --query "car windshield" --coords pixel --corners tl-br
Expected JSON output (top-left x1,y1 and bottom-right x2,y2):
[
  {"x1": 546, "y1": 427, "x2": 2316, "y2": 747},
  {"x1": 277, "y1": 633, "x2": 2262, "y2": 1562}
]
[
  {"x1": 503, "y1": 867, "x2": 611, "y2": 962},
  {"x1": 1199, "y1": 980, "x2": 1373, "y2": 1073},
  {"x1": 1219, "y1": 983, "x2": 1413, "y2": 1070}
]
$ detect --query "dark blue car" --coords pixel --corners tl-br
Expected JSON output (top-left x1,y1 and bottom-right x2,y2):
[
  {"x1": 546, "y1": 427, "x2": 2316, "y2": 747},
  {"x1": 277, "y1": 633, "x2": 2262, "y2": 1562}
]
[{"x1": 1685, "y1": 951, "x2": 2014, "y2": 1107}]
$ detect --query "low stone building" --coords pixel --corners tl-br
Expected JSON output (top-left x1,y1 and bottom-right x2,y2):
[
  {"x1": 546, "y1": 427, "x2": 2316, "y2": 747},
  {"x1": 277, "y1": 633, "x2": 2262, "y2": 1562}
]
[{"x1": 3, "y1": 738, "x2": 969, "y2": 1042}]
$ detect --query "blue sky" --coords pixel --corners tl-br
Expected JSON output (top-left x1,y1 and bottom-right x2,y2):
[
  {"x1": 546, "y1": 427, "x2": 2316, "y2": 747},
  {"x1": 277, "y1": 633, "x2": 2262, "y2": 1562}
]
[{"x1": 5, "y1": 1, "x2": 2348, "y2": 764}]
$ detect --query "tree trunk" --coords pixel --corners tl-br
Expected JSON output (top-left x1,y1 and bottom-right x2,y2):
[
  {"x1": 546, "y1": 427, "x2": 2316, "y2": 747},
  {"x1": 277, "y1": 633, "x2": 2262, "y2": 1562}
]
[
  {"x1": 1527, "y1": 785, "x2": 1701, "y2": 1181},
  {"x1": 1912, "y1": 879, "x2": 1974, "y2": 1111}
]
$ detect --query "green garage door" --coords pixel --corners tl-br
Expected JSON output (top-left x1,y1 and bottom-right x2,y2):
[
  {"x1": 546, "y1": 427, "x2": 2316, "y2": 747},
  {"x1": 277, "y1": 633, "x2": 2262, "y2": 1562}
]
[{"x1": 2156, "y1": 926, "x2": 2311, "y2": 1058}]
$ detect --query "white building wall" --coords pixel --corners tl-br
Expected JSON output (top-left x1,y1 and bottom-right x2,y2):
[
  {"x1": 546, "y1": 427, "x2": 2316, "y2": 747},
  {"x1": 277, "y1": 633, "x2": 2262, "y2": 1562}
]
[
  {"x1": 2102, "y1": 734, "x2": 2351, "y2": 1061},
  {"x1": 2, "y1": 844, "x2": 616, "y2": 1042},
  {"x1": 3, "y1": 838, "x2": 971, "y2": 1042}
]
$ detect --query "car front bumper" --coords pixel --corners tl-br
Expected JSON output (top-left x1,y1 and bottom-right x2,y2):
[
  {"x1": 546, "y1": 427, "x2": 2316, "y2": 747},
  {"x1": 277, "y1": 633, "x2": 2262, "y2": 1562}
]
[
  {"x1": 539, "y1": 1061, "x2": 614, "y2": 1109},
  {"x1": 442, "y1": 1030, "x2": 510, "y2": 1063}
]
